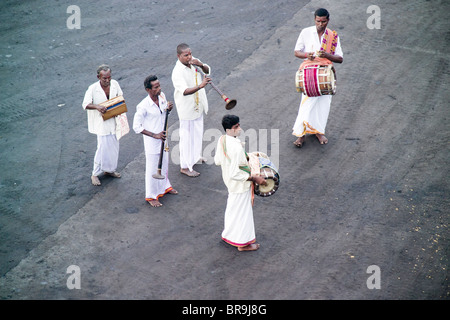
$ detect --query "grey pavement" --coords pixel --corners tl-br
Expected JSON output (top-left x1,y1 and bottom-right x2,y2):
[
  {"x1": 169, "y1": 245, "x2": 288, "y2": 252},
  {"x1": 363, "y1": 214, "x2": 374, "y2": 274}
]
[{"x1": 0, "y1": 0, "x2": 448, "y2": 302}]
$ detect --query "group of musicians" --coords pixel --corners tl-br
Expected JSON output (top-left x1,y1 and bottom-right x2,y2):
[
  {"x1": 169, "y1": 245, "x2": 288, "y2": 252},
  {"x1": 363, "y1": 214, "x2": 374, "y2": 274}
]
[{"x1": 81, "y1": 8, "x2": 343, "y2": 252}]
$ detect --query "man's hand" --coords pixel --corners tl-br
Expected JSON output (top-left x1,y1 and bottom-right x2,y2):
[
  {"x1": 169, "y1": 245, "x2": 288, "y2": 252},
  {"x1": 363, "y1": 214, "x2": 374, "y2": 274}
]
[
  {"x1": 153, "y1": 131, "x2": 167, "y2": 141},
  {"x1": 167, "y1": 101, "x2": 174, "y2": 111},
  {"x1": 190, "y1": 58, "x2": 202, "y2": 66},
  {"x1": 251, "y1": 175, "x2": 268, "y2": 186},
  {"x1": 96, "y1": 105, "x2": 107, "y2": 114},
  {"x1": 85, "y1": 103, "x2": 107, "y2": 113},
  {"x1": 316, "y1": 50, "x2": 343, "y2": 63},
  {"x1": 191, "y1": 58, "x2": 210, "y2": 74},
  {"x1": 199, "y1": 76, "x2": 211, "y2": 89}
]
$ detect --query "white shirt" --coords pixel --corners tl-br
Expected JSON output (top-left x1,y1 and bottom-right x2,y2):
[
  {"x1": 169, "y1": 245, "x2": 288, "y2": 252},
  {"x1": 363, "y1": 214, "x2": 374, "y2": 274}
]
[
  {"x1": 294, "y1": 26, "x2": 343, "y2": 58},
  {"x1": 82, "y1": 79, "x2": 123, "y2": 136},
  {"x1": 171, "y1": 58, "x2": 210, "y2": 121},
  {"x1": 214, "y1": 135, "x2": 251, "y2": 194},
  {"x1": 133, "y1": 93, "x2": 168, "y2": 154}
]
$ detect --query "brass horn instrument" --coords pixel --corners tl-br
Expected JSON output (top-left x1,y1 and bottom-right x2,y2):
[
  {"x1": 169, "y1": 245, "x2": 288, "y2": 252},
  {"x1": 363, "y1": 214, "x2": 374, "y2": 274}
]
[{"x1": 192, "y1": 65, "x2": 236, "y2": 110}]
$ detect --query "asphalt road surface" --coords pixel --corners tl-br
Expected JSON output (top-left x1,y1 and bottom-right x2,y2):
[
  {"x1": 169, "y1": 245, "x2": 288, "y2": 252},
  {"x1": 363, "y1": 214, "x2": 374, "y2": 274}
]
[{"x1": 0, "y1": 0, "x2": 448, "y2": 302}]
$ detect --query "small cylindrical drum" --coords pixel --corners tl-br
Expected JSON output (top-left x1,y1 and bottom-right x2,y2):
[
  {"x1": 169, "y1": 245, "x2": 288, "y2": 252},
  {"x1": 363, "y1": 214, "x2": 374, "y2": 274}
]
[{"x1": 248, "y1": 152, "x2": 280, "y2": 197}]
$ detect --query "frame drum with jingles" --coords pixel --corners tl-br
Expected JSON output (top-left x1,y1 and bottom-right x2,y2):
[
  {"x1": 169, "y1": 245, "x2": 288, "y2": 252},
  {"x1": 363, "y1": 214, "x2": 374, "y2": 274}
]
[
  {"x1": 249, "y1": 152, "x2": 280, "y2": 197},
  {"x1": 100, "y1": 95, "x2": 127, "y2": 120},
  {"x1": 295, "y1": 64, "x2": 336, "y2": 97}
]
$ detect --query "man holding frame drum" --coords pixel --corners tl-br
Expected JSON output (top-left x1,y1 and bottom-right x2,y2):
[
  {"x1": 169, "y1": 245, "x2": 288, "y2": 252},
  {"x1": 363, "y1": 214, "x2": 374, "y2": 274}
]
[
  {"x1": 214, "y1": 115, "x2": 267, "y2": 252},
  {"x1": 292, "y1": 8, "x2": 343, "y2": 148}
]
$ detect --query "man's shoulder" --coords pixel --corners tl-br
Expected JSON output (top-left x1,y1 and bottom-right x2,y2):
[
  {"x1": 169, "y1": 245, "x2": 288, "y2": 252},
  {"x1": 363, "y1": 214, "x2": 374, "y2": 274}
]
[
  {"x1": 301, "y1": 25, "x2": 316, "y2": 34},
  {"x1": 136, "y1": 95, "x2": 149, "y2": 107},
  {"x1": 87, "y1": 80, "x2": 99, "y2": 89},
  {"x1": 226, "y1": 135, "x2": 244, "y2": 149},
  {"x1": 110, "y1": 79, "x2": 121, "y2": 88},
  {"x1": 173, "y1": 59, "x2": 182, "y2": 68}
]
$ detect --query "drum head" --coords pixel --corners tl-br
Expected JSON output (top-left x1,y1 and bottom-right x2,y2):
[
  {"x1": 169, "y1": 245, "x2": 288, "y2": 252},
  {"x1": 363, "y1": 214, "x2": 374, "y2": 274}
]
[
  {"x1": 329, "y1": 65, "x2": 336, "y2": 93},
  {"x1": 259, "y1": 179, "x2": 275, "y2": 193},
  {"x1": 254, "y1": 167, "x2": 280, "y2": 197}
]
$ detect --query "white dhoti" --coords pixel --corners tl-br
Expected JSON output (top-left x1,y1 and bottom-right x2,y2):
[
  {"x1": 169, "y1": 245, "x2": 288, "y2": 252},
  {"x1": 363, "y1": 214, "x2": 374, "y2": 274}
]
[
  {"x1": 179, "y1": 114, "x2": 203, "y2": 171},
  {"x1": 92, "y1": 133, "x2": 119, "y2": 176},
  {"x1": 221, "y1": 189, "x2": 256, "y2": 247},
  {"x1": 292, "y1": 94, "x2": 332, "y2": 137},
  {"x1": 145, "y1": 151, "x2": 172, "y2": 201}
]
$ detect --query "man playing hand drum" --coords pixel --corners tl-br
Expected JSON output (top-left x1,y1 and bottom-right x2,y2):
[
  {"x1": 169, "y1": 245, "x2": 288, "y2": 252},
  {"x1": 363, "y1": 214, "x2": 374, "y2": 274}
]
[{"x1": 214, "y1": 115, "x2": 267, "y2": 251}]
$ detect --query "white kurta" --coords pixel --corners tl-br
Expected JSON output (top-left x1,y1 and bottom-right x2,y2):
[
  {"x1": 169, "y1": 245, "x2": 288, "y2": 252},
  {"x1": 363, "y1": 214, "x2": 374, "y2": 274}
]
[
  {"x1": 215, "y1": 135, "x2": 255, "y2": 247},
  {"x1": 82, "y1": 80, "x2": 123, "y2": 176},
  {"x1": 292, "y1": 26, "x2": 343, "y2": 137},
  {"x1": 172, "y1": 58, "x2": 210, "y2": 171},
  {"x1": 171, "y1": 58, "x2": 210, "y2": 121},
  {"x1": 82, "y1": 80, "x2": 123, "y2": 136},
  {"x1": 133, "y1": 94, "x2": 173, "y2": 200}
]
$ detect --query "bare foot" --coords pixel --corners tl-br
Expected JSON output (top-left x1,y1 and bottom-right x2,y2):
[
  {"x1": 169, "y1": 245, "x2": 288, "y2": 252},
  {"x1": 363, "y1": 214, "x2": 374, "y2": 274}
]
[
  {"x1": 238, "y1": 243, "x2": 260, "y2": 251},
  {"x1": 147, "y1": 199, "x2": 162, "y2": 207},
  {"x1": 293, "y1": 136, "x2": 305, "y2": 148},
  {"x1": 315, "y1": 134, "x2": 328, "y2": 145},
  {"x1": 169, "y1": 189, "x2": 178, "y2": 195},
  {"x1": 91, "y1": 175, "x2": 101, "y2": 186},
  {"x1": 180, "y1": 168, "x2": 200, "y2": 177},
  {"x1": 105, "y1": 171, "x2": 121, "y2": 178}
]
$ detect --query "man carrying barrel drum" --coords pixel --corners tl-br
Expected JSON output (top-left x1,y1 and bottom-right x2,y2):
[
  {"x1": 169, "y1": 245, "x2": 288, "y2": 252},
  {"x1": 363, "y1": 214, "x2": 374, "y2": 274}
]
[{"x1": 292, "y1": 8, "x2": 343, "y2": 148}]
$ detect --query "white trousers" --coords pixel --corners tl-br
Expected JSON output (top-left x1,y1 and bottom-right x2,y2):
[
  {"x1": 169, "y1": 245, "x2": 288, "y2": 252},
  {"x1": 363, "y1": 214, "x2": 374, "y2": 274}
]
[
  {"x1": 222, "y1": 189, "x2": 256, "y2": 247},
  {"x1": 145, "y1": 152, "x2": 172, "y2": 200},
  {"x1": 92, "y1": 134, "x2": 119, "y2": 176},
  {"x1": 292, "y1": 94, "x2": 332, "y2": 137},
  {"x1": 179, "y1": 115, "x2": 203, "y2": 171}
]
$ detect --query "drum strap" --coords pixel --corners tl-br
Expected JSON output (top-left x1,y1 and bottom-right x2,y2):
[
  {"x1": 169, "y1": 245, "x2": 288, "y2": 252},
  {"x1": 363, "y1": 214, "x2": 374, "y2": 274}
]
[{"x1": 320, "y1": 28, "x2": 338, "y2": 55}]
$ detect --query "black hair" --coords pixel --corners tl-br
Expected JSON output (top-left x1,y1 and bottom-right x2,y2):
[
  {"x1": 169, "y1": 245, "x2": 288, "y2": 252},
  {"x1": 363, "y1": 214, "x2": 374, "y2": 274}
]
[
  {"x1": 144, "y1": 75, "x2": 158, "y2": 89},
  {"x1": 314, "y1": 8, "x2": 329, "y2": 19},
  {"x1": 222, "y1": 114, "x2": 240, "y2": 131},
  {"x1": 177, "y1": 43, "x2": 190, "y2": 54}
]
